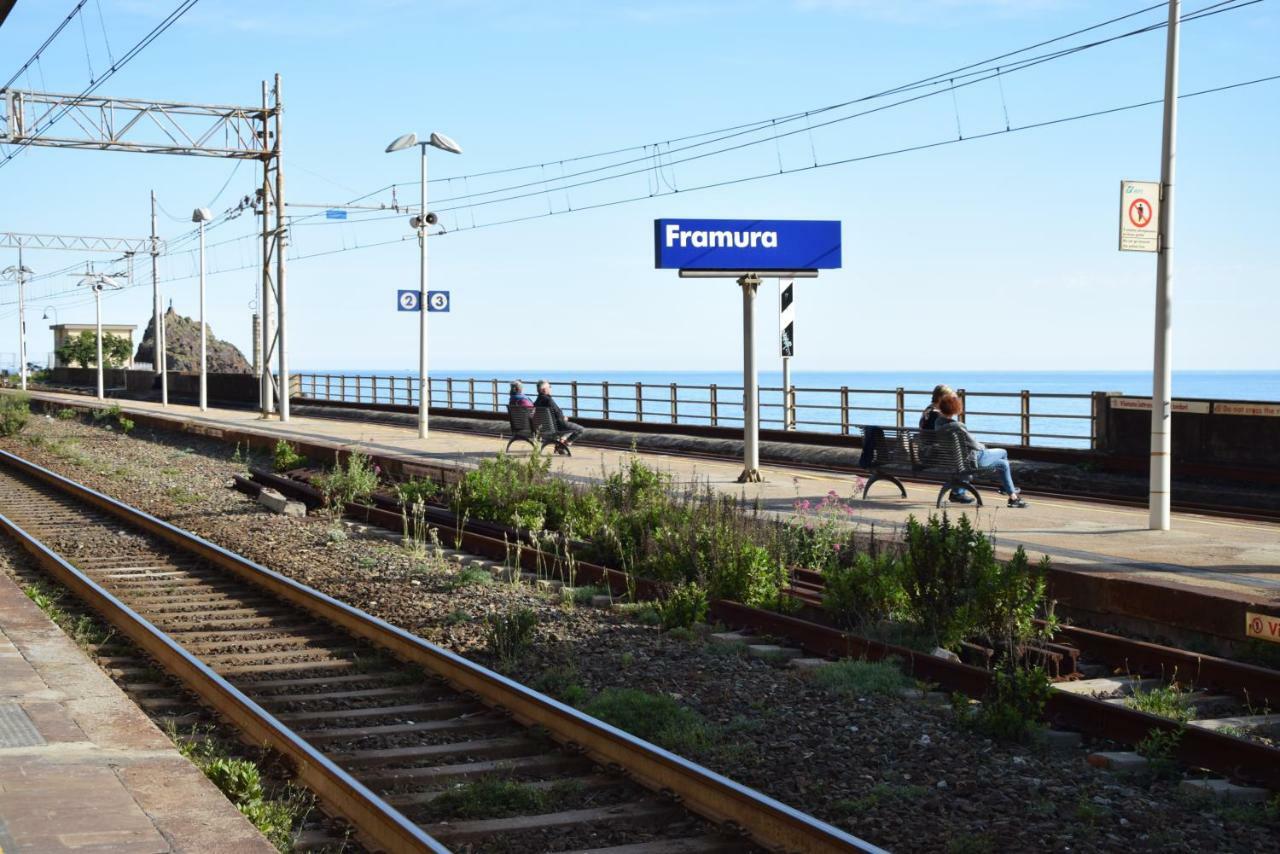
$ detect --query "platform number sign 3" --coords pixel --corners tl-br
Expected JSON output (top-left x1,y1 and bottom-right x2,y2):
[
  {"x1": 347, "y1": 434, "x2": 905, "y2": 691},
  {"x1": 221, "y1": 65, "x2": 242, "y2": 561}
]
[
  {"x1": 397, "y1": 290, "x2": 421, "y2": 312},
  {"x1": 779, "y1": 279, "x2": 795, "y2": 357},
  {"x1": 427, "y1": 291, "x2": 450, "y2": 312}
]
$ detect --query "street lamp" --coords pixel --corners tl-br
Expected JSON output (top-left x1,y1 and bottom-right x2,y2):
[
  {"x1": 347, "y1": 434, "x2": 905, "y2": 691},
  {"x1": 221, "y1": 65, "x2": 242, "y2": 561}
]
[
  {"x1": 385, "y1": 130, "x2": 462, "y2": 439},
  {"x1": 192, "y1": 207, "x2": 213, "y2": 411},
  {"x1": 76, "y1": 270, "x2": 122, "y2": 400},
  {"x1": 1, "y1": 251, "x2": 34, "y2": 390}
]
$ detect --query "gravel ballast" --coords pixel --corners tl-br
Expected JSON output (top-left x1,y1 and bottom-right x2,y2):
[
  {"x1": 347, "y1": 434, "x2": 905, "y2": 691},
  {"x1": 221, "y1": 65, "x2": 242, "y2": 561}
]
[{"x1": 2, "y1": 414, "x2": 1278, "y2": 853}]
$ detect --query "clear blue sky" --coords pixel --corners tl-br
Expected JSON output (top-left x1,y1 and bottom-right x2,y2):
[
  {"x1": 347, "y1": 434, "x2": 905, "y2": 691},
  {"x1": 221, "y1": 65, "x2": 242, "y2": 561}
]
[{"x1": 1, "y1": 0, "x2": 1276, "y2": 373}]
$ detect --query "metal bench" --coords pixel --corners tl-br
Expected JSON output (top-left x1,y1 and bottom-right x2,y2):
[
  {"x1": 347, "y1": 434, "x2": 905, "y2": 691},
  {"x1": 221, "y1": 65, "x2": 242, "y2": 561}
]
[
  {"x1": 858, "y1": 425, "x2": 984, "y2": 508},
  {"x1": 504, "y1": 404, "x2": 568, "y2": 456}
]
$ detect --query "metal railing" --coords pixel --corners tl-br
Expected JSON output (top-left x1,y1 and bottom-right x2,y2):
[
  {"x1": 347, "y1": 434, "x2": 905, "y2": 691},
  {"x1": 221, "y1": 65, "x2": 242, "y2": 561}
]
[{"x1": 293, "y1": 373, "x2": 1099, "y2": 449}]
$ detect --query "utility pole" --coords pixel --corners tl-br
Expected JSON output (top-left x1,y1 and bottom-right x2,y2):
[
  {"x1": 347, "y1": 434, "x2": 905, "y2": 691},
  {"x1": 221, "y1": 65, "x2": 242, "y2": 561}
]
[
  {"x1": 151, "y1": 191, "x2": 167, "y2": 405},
  {"x1": 1, "y1": 250, "x2": 32, "y2": 390},
  {"x1": 16, "y1": 247, "x2": 26, "y2": 391},
  {"x1": 1149, "y1": 0, "x2": 1180, "y2": 531},
  {"x1": 274, "y1": 74, "x2": 290, "y2": 422}
]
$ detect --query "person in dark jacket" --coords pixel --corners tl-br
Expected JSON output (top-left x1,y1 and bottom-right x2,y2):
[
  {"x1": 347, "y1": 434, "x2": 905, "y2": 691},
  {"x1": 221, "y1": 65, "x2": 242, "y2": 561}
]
[
  {"x1": 920, "y1": 384, "x2": 972, "y2": 503},
  {"x1": 534, "y1": 380, "x2": 584, "y2": 454},
  {"x1": 934, "y1": 393, "x2": 1027, "y2": 508}
]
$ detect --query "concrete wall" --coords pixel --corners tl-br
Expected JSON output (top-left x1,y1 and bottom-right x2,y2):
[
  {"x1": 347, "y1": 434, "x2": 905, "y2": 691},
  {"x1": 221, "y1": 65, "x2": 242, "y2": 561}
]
[
  {"x1": 49, "y1": 368, "x2": 260, "y2": 405},
  {"x1": 1100, "y1": 394, "x2": 1280, "y2": 470}
]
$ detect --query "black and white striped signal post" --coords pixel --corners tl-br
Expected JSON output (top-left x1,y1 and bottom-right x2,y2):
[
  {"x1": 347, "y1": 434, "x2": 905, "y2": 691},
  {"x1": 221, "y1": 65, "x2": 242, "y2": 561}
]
[{"x1": 779, "y1": 279, "x2": 795, "y2": 430}]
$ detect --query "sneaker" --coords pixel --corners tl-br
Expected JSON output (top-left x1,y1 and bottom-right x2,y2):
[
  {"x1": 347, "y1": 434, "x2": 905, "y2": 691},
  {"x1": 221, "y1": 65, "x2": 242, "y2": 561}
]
[
  {"x1": 949, "y1": 492, "x2": 975, "y2": 504},
  {"x1": 1007, "y1": 495, "x2": 1029, "y2": 508}
]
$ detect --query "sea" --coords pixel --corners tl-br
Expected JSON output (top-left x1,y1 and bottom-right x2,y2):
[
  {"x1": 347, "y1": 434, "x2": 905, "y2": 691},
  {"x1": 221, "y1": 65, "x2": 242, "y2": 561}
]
[{"x1": 296, "y1": 369, "x2": 1280, "y2": 449}]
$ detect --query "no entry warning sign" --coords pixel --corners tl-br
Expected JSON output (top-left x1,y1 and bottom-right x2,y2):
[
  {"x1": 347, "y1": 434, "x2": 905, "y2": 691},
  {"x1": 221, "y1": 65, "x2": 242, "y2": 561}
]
[{"x1": 1119, "y1": 180, "x2": 1160, "y2": 252}]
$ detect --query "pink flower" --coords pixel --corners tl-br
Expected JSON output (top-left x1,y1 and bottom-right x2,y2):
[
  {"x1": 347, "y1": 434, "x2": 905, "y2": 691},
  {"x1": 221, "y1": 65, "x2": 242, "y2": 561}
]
[{"x1": 833, "y1": 543, "x2": 842, "y2": 552}]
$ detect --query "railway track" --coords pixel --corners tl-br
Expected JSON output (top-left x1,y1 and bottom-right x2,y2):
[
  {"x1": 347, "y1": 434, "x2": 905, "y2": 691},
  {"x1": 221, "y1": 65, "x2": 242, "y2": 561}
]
[
  {"x1": 245, "y1": 467, "x2": 1280, "y2": 792},
  {"x1": 0, "y1": 448, "x2": 876, "y2": 854}
]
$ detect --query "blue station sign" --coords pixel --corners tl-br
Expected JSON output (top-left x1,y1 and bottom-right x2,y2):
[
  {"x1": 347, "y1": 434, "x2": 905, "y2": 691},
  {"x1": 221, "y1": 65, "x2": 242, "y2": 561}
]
[{"x1": 654, "y1": 218, "x2": 841, "y2": 271}]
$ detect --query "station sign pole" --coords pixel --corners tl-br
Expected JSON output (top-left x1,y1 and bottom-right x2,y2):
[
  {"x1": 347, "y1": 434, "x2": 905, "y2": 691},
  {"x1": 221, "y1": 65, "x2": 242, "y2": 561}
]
[
  {"x1": 739, "y1": 274, "x2": 761, "y2": 482},
  {"x1": 655, "y1": 218, "x2": 840, "y2": 484}
]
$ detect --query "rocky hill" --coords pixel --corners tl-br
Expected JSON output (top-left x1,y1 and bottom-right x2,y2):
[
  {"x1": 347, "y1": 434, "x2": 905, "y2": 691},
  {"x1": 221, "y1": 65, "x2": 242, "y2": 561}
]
[{"x1": 134, "y1": 307, "x2": 252, "y2": 374}]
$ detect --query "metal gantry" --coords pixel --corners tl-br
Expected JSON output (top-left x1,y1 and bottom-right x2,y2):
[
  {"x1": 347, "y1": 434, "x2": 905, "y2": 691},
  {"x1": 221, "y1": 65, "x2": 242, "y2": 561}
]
[{"x1": 0, "y1": 76, "x2": 290, "y2": 419}]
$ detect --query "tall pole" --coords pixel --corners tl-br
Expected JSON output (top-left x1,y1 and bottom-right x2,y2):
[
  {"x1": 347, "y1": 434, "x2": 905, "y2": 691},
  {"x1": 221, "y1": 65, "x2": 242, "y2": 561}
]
[
  {"x1": 259, "y1": 80, "x2": 274, "y2": 418},
  {"x1": 16, "y1": 247, "x2": 27, "y2": 391},
  {"x1": 94, "y1": 285, "x2": 104, "y2": 400},
  {"x1": 738, "y1": 274, "x2": 760, "y2": 482},
  {"x1": 274, "y1": 74, "x2": 290, "y2": 422},
  {"x1": 418, "y1": 142, "x2": 429, "y2": 439},
  {"x1": 198, "y1": 218, "x2": 207, "y2": 411},
  {"x1": 151, "y1": 191, "x2": 167, "y2": 406},
  {"x1": 1149, "y1": 0, "x2": 1180, "y2": 531}
]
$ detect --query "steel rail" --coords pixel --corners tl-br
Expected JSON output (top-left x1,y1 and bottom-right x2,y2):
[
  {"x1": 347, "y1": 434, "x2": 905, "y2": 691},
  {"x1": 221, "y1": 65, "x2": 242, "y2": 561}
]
[
  {"x1": 245, "y1": 466, "x2": 1280, "y2": 789},
  {"x1": 0, "y1": 448, "x2": 878, "y2": 854},
  {"x1": 0, "y1": 496, "x2": 443, "y2": 852},
  {"x1": 708, "y1": 601, "x2": 1280, "y2": 790}
]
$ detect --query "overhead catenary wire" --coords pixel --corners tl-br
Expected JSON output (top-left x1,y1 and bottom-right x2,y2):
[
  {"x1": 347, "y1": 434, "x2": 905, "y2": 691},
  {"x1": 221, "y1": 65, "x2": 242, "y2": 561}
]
[
  {"x1": 5, "y1": 69, "x2": 1274, "y2": 317},
  {"x1": 0, "y1": 0, "x2": 202, "y2": 170}
]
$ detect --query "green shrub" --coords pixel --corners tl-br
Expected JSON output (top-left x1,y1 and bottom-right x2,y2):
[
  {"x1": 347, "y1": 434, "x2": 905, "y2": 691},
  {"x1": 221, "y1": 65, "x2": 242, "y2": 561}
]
[
  {"x1": 484, "y1": 607, "x2": 538, "y2": 662},
  {"x1": 394, "y1": 476, "x2": 438, "y2": 507},
  {"x1": 966, "y1": 664, "x2": 1051, "y2": 742},
  {"x1": 204, "y1": 757, "x2": 265, "y2": 805},
  {"x1": 655, "y1": 582, "x2": 708, "y2": 631},
  {"x1": 582, "y1": 688, "x2": 713, "y2": 755},
  {"x1": 117, "y1": 417, "x2": 134, "y2": 434},
  {"x1": 1136, "y1": 725, "x2": 1184, "y2": 778},
  {"x1": 823, "y1": 551, "x2": 907, "y2": 629},
  {"x1": 899, "y1": 514, "x2": 995, "y2": 650},
  {"x1": 314, "y1": 452, "x2": 380, "y2": 511},
  {"x1": 91, "y1": 403, "x2": 121, "y2": 423},
  {"x1": 0, "y1": 394, "x2": 29, "y2": 436},
  {"x1": 272, "y1": 439, "x2": 306, "y2": 472},
  {"x1": 55, "y1": 407, "x2": 78, "y2": 421},
  {"x1": 971, "y1": 546, "x2": 1055, "y2": 656}
]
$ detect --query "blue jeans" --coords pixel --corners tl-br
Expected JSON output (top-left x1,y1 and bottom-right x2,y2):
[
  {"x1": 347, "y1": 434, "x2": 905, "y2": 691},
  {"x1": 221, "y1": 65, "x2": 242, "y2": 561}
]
[{"x1": 977, "y1": 448, "x2": 1016, "y2": 495}]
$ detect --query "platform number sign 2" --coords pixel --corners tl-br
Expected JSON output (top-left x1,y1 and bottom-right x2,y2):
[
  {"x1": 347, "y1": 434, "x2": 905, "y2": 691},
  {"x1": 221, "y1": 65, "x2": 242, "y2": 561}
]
[
  {"x1": 397, "y1": 290, "x2": 421, "y2": 312},
  {"x1": 779, "y1": 279, "x2": 795, "y2": 357}
]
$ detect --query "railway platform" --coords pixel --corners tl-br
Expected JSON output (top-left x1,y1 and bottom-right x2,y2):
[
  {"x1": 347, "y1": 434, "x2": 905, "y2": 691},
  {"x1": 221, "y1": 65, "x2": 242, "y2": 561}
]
[
  {"x1": 0, "y1": 566, "x2": 273, "y2": 852},
  {"x1": 15, "y1": 389, "x2": 1280, "y2": 648}
]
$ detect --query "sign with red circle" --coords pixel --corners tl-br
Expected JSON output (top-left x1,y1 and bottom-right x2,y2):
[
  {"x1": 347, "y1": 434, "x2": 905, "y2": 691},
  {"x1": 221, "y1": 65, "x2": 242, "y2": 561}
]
[
  {"x1": 1128, "y1": 198, "x2": 1153, "y2": 228},
  {"x1": 1119, "y1": 180, "x2": 1160, "y2": 252}
]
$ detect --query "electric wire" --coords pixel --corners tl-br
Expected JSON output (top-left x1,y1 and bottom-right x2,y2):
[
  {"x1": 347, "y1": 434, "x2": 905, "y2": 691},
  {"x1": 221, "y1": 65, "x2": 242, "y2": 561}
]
[
  {"x1": 5, "y1": 70, "x2": 1273, "y2": 316},
  {"x1": 0, "y1": 0, "x2": 202, "y2": 170}
]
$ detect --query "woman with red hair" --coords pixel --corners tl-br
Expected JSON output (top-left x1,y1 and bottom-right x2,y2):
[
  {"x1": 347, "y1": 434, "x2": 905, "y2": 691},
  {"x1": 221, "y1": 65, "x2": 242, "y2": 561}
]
[{"x1": 934, "y1": 393, "x2": 1027, "y2": 508}]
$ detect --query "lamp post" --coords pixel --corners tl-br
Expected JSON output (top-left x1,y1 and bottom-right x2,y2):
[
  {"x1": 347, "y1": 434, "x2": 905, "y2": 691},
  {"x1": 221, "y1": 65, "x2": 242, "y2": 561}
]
[
  {"x1": 76, "y1": 271, "x2": 122, "y2": 400},
  {"x1": 192, "y1": 207, "x2": 213, "y2": 411},
  {"x1": 385, "y1": 131, "x2": 462, "y2": 439},
  {"x1": 2, "y1": 251, "x2": 33, "y2": 390}
]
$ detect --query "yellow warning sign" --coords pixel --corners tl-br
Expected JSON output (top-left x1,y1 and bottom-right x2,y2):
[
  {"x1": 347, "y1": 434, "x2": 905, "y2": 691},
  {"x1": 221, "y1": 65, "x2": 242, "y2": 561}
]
[{"x1": 1245, "y1": 612, "x2": 1280, "y2": 643}]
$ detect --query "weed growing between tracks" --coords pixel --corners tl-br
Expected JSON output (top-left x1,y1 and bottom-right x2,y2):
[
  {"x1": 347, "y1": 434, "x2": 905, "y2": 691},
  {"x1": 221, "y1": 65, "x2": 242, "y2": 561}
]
[
  {"x1": 1126, "y1": 681, "x2": 1194, "y2": 723},
  {"x1": 22, "y1": 579, "x2": 114, "y2": 647},
  {"x1": 811, "y1": 659, "x2": 912, "y2": 698},
  {"x1": 167, "y1": 723, "x2": 316, "y2": 851}
]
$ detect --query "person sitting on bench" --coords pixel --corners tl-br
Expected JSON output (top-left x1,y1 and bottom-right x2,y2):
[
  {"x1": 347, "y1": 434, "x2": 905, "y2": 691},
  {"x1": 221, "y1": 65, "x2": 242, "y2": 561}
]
[
  {"x1": 509, "y1": 381, "x2": 533, "y2": 409},
  {"x1": 920, "y1": 384, "x2": 973, "y2": 504},
  {"x1": 933, "y1": 393, "x2": 1027, "y2": 508},
  {"x1": 534, "y1": 380, "x2": 584, "y2": 455}
]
